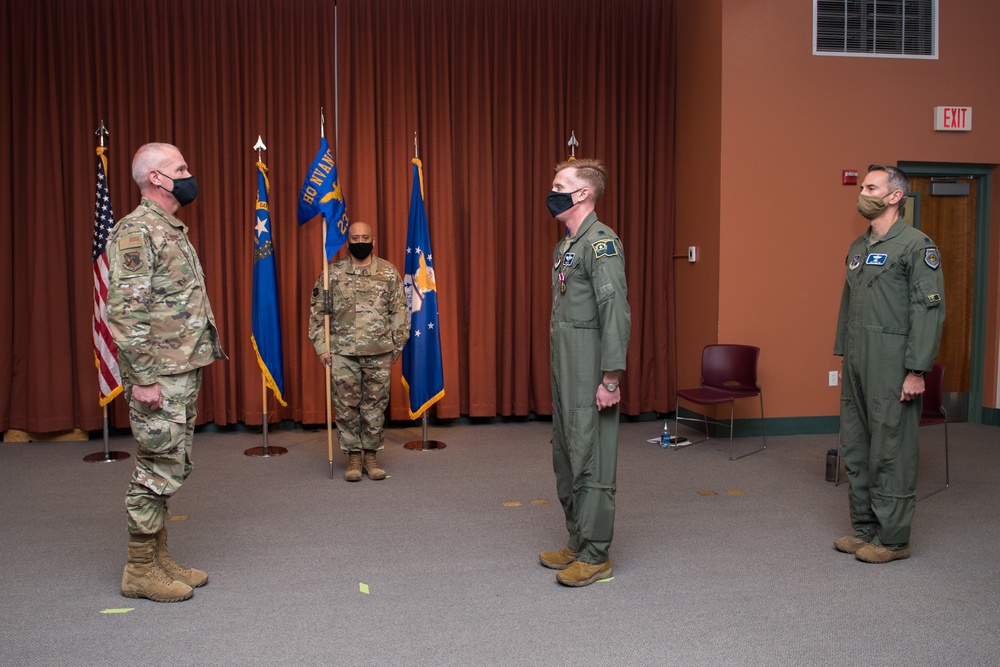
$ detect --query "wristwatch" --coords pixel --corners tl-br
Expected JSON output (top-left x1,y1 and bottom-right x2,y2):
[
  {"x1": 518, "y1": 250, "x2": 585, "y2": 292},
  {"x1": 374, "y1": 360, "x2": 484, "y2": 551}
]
[
  {"x1": 909, "y1": 369, "x2": 925, "y2": 377},
  {"x1": 602, "y1": 381, "x2": 619, "y2": 392}
]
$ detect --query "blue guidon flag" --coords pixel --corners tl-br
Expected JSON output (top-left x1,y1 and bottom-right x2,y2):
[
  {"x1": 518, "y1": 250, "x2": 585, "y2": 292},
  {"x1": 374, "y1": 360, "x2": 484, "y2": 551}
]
[
  {"x1": 297, "y1": 136, "x2": 350, "y2": 261},
  {"x1": 402, "y1": 158, "x2": 445, "y2": 419},
  {"x1": 252, "y1": 160, "x2": 286, "y2": 406}
]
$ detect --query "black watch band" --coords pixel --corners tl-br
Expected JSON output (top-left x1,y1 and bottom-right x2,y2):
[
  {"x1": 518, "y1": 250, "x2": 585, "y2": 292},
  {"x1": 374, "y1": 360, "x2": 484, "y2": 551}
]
[{"x1": 909, "y1": 369, "x2": 925, "y2": 377}]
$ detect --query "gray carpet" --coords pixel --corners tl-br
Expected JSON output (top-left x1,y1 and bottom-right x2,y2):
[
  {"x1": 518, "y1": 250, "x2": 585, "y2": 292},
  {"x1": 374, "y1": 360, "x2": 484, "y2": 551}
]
[{"x1": 1, "y1": 420, "x2": 997, "y2": 666}]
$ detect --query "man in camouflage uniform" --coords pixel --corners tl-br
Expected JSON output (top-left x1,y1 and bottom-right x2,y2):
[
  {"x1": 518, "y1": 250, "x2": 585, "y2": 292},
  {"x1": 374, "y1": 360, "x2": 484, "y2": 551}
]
[
  {"x1": 309, "y1": 221, "x2": 409, "y2": 482},
  {"x1": 834, "y1": 164, "x2": 945, "y2": 564},
  {"x1": 107, "y1": 143, "x2": 227, "y2": 602},
  {"x1": 540, "y1": 158, "x2": 631, "y2": 587}
]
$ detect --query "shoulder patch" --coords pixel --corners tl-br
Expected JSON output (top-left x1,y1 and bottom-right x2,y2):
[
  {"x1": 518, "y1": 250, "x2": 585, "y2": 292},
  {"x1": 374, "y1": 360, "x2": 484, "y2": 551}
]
[
  {"x1": 116, "y1": 233, "x2": 149, "y2": 275},
  {"x1": 924, "y1": 247, "x2": 941, "y2": 269},
  {"x1": 120, "y1": 234, "x2": 143, "y2": 249},
  {"x1": 592, "y1": 239, "x2": 618, "y2": 259},
  {"x1": 121, "y1": 248, "x2": 147, "y2": 274}
]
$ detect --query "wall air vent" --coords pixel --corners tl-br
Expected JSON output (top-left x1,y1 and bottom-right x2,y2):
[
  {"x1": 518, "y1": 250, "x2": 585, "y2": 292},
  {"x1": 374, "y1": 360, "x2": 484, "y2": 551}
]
[{"x1": 814, "y1": 0, "x2": 937, "y2": 59}]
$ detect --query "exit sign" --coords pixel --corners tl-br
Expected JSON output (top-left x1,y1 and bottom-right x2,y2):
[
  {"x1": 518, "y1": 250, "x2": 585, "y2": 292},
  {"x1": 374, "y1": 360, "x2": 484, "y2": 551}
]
[{"x1": 934, "y1": 106, "x2": 972, "y2": 132}]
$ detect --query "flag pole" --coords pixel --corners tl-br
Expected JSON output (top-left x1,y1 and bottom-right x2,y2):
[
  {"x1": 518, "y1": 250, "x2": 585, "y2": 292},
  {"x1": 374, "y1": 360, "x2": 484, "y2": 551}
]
[
  {"x1": 85, "y1": 120, "x2": 129, "y2": 464},
  {"x1": 245, "y1": 135, "x2": 287, "y2": 458},
  {"x1": 403, "y1": 133, "x2": 445, "y2": 452},
  {"x1": 319, "y1": 109, "x2": 336, "y2": 479}
]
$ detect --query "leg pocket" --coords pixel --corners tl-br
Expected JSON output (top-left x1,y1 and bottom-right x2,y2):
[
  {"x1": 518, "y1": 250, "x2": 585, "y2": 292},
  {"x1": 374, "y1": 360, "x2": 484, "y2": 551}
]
[
  {"x1": 576, "y1": 484, "x2": 615, "y2": 543},
  {"x1": 129, "y1": 404, "x2": 178, "y2": 455}
]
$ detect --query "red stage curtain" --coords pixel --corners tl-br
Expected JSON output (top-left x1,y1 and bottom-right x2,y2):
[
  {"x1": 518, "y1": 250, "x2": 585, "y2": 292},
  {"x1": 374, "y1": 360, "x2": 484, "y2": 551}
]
[{"x1": 0, "y1": 0, "x2": 675, "y2": 432}]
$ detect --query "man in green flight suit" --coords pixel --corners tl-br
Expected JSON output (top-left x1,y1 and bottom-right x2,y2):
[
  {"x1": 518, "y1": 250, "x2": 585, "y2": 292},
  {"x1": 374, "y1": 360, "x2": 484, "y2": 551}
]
[
  {"x1": 539, "y1": 158, "x2": 631, "y2": 586},
  {"x1": 834, "y1": 164, "x2": 945, "y2": 563}
]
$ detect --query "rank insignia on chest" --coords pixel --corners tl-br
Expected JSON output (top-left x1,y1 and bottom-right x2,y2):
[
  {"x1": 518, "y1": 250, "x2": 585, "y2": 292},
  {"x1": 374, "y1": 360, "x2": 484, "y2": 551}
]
[
  {"x1": 563, "y1": 252, "x2": 575, "y2": 266},
  {"x1": 592, "y1": 239, "x2": 617, "y2": 259},
  {"x1": 849, "y1": 255, "x2": 861, "y2": 270},
  {"x1": 865, "y1": 253, "x2": 887, "y2": 265},
  {"x1": 924, "y1": 247, "x2": 941, "y2": 269}
]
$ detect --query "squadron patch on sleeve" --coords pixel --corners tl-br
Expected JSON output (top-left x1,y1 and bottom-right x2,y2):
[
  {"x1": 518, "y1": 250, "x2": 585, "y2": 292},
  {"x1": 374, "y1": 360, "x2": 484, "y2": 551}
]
[
  {"x1": 122, "y1": 251, "x2": 144, "y2": 273},
  {"x1": 848, "y1": 255, "x2": 861, "y2": 270},
  {"x1": 592, "y1": 239, "x2": 618, "y2": 259},
  {"x1": 924, "y1": 247, "x2": 941, "y2": 269},
  {"x1": 117, "y1": 233, "x2": 149, "y2": 275}
]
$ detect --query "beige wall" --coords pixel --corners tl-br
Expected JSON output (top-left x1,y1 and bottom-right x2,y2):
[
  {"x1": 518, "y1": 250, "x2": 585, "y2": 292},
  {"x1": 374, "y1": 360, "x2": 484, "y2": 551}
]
[{"x1": 676, "y1": 0, "x2": 1000, "y2": 420}]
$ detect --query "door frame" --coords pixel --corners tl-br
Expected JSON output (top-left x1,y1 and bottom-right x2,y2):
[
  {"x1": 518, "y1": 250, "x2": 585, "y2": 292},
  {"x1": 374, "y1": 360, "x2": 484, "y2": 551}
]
[{"x1": 899, "y1": 161, "x2": 992, "y2": 424}]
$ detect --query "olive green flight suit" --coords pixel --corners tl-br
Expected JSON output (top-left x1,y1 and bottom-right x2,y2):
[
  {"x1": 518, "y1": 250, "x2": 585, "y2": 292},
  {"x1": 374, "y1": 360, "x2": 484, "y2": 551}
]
[
  {"x1": 834, "y1": 219, "x2": 945, "y2": 549},
  {"x1": 550, "y1": 211, "x2": 631, "y2": 564}
]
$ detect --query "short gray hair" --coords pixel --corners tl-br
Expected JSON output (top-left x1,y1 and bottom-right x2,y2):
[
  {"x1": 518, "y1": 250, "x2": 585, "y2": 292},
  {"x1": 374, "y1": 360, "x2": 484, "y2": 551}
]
[
  {"x1": 131, "y1": 143, "x2": 177, "y2": 189},
  {"x1": 868, "y1": 164, "x2": 910, "y2": 215}
]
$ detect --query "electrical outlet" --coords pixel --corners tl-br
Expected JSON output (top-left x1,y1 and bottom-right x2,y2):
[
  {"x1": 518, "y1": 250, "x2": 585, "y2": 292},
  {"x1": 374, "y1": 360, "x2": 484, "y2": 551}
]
[
  {"x1": 687, "y1": 246, "x2": 697, "y2": 262},
  {"x1": 828, "y1": 371, "x2": 838, "y2": 387}
]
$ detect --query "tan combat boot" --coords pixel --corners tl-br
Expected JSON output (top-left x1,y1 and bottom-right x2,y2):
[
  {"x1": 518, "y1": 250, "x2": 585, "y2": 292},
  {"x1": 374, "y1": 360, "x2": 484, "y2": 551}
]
[
  {"x1": 121, "y1": 533, "x2": 193, "y2": 602},
  {"x1": 556, "y1": 560, "x2": 612, "y2": 587},
  {"x1": 539, "y1": 547, "x2": 577, "y2": 570},
  {"x1": 833, "y1": 535, "x2": 869, "y2": 554},
  {"x1": 345, "y1": 451, "x2": 363, "y2": 482},
  {"x1": 155, "y1": 527, "x2": 208, "y2": 588},
  {"x1": 363, "y1": 451, "x2": 386, "y2": 480}
]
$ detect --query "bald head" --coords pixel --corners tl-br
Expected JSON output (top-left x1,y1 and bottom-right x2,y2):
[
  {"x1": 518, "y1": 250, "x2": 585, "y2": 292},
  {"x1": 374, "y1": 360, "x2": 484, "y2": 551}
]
[
  {"x1": 346, "y1": 221, "x2": 375, "y2": 264},
  {"x1": 348, "y1": 221, "x2": 373, "y2": 241}
]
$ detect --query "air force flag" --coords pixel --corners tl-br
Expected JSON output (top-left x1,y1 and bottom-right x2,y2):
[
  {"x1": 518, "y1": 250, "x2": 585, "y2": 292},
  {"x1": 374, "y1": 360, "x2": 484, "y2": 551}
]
[{"x1": 401, "y1": 158, "x2": 445, "y2": 419}]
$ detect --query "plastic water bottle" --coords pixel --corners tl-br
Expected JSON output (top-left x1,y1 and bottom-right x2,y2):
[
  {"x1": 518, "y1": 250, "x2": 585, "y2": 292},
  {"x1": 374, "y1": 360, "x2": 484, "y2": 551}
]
[{"x1": 660, "y1": 419, "x2": 672, "y2": 448}]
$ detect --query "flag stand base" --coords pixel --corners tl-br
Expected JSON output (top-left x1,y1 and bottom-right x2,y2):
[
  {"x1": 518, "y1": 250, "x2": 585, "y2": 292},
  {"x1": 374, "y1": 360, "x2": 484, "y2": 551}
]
[
  {"x1": 404, "y1": 413, "x2": 445, "y2": 451},
  {"x1": 404, "y1": 440, "x2": 445, "y2": 451},
  {"x1": 84, "y1": 450, "x2": 130, "y2": 463},
  {"x1": 84, "y1": 418, "x2": 130, "y2": 463},
  {"x1": 244, "y1": 446, "x2": 288, "y2": 457},
  {"x1": 244, "y1": 418, "x2": 287, "y2": 457}
]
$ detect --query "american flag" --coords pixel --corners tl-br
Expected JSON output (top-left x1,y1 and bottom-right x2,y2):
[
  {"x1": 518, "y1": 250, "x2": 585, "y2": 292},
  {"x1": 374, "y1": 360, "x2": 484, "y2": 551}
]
[{"x1": 92, "y1": 146, "x2": 122, "y2": 406}]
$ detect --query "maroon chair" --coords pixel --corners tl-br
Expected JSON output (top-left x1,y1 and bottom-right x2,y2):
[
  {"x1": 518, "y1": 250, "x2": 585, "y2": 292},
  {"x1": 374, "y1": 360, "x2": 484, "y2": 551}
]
[
  {"x1": 674, "y1": 344, "x2": 766, "y2": 460},
  {"x1": 918, "y1": 363, "x2": 950, "y2": 500}
]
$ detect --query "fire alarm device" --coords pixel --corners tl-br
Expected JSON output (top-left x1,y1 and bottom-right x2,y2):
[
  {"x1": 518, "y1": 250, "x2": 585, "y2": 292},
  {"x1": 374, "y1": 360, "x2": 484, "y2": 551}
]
[{"x1": 842, "y1": 170, "x2": 858, "y2": 186}]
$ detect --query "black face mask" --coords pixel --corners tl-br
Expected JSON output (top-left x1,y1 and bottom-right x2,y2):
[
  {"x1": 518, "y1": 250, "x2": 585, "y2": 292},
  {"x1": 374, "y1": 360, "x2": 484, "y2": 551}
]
[
  {"x1": 546, "y1": 189, "x2": 580, "y2": 218},
  {"x1": 157, "y1": 171, "x2": 198, "y2": 207},
  {"x1": 348, "y1": 242, "x2": 373, "y2": 260}
]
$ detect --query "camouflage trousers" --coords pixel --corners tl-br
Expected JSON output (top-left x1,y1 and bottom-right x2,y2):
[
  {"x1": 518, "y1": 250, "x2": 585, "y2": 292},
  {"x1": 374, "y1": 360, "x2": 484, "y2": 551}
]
[
  {"x1": 124, "y1": 369, "x2": 202, "y2": 535},
  {"x1": 330, "y1": 352, "x2": 393, "y2": 452}
]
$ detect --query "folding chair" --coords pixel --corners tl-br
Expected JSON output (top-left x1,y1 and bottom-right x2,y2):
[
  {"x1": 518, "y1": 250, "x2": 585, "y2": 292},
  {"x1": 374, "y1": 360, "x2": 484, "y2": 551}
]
[{"x1": 674, "y1": 344, "x2": 766, "y2": 460}]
